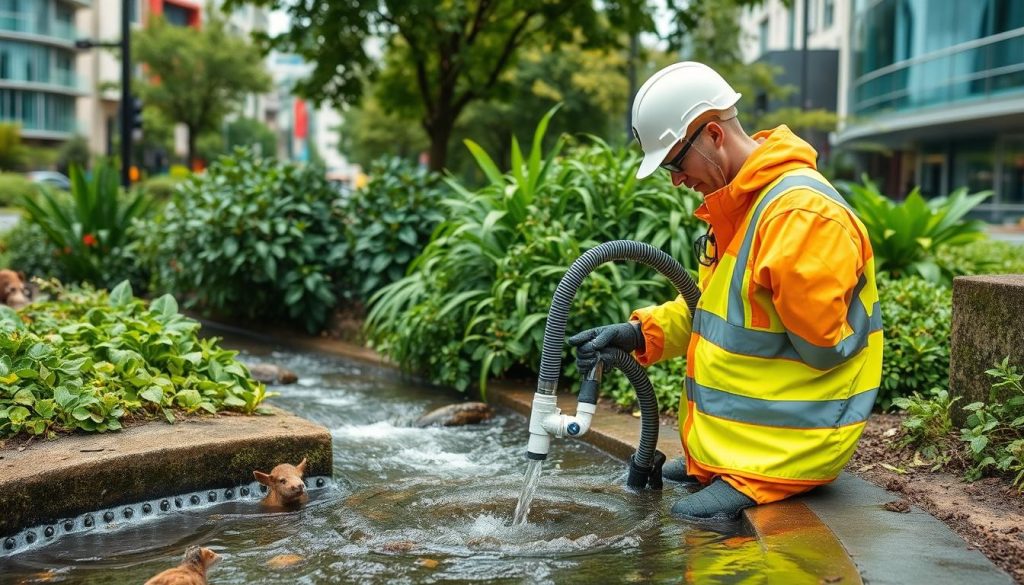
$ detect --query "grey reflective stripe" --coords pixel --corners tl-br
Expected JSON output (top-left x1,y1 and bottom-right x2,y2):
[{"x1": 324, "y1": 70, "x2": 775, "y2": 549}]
[
  {"x1": 686, "y1": 377, "x2": 877, "y2": 429},
  {"x1": 694, "y1": 302, "x2": 882, "y2": 366}
]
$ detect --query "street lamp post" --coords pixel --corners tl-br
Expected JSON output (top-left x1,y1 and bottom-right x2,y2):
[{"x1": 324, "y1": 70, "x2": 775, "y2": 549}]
[{"x1": 75, "y1": 0, "x2": 133, "y2": 189}]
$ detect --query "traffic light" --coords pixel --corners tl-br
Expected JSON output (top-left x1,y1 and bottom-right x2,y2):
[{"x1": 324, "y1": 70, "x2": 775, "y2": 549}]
[{"x1": 132, "y1": 97, "x2": 144, "y2": 131}]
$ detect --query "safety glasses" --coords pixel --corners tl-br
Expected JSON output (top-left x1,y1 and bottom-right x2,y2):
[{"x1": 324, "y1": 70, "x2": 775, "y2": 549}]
[{"x1": 660, "y1": 122, "x2": 708, "y2": 174}]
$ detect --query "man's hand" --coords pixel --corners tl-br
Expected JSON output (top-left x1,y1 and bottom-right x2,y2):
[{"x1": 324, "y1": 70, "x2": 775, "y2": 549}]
[{"x1": 567, "y1": 321, "x2": 646, "y2": 375}]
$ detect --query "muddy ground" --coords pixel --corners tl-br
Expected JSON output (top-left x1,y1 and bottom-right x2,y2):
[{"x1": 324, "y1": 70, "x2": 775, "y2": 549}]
[{"x1": 851, "y1": 413, "x2": 1024, "y2": 583}]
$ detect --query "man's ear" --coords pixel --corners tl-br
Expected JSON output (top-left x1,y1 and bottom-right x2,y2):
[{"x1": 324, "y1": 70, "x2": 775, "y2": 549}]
[
  {"x1": 295, "y1": 458, "x2": 307, "y2": 476},
  {"x1": 253, "y1": 470, "x2": 272, "y2": 486}
]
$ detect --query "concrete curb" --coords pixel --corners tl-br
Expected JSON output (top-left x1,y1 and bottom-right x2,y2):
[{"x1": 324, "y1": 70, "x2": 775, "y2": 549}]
[{"x1": 0, "y1": 406, "x2": 331, "y2": 538}]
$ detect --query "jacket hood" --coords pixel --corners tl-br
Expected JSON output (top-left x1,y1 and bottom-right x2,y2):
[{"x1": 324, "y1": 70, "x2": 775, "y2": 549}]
[{"x1": 695, "y1": 125, "x2": 818, "y2": 255}]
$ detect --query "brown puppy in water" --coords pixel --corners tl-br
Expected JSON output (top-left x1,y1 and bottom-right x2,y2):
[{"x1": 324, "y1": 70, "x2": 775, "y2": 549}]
[
  {"x1": 0, "y1": 269, "x2": 31, "y2": 309},
  {"x1": 144, "y1": 546, "x2": 221, "y2": 585},
  {"x1": 253, "y1": 458, "x2": 308, "y2": 509}
]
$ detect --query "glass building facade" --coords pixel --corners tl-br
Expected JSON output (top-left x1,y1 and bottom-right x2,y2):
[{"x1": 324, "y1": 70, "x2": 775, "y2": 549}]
[
  {"x1": 845, "y1": 0, "x2": 1024, "y2": 222},
  {"x1": 0, "y1": 0, "x2": 82, "y2": 138}
]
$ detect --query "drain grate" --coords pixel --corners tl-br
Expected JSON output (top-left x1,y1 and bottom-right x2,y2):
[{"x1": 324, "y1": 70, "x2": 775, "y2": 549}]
[{"x1": 1, "y1": 476, "x2": 332, "y2": 556}]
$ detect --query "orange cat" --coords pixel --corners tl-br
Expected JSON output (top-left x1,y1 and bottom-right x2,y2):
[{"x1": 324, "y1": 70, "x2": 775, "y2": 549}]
[{"x1": 144, "y1": 546, "x2": 221, "y2": 585}]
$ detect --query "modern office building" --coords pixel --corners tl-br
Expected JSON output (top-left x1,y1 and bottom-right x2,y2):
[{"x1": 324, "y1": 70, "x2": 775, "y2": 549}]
[
  {"x1": 0, "y1": 0, "x2": 89, "y2": 144},
  {"x1": 743, "y1": 0, "x2": 1024, "y2": 222},
  {"x1": 838, "y1": 0, "x2": 1024, "y2": 222}
]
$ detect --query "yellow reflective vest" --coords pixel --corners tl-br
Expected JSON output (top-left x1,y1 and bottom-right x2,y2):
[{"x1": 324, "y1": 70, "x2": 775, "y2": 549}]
[{"x1": 632, "y1": 157, "x2": 883, "y2": 504}]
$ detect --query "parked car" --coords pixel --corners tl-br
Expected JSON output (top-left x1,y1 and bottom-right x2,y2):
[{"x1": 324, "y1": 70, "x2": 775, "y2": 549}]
[{"x1": 26, "y1": 171, "x2": 71, "y2": 191}]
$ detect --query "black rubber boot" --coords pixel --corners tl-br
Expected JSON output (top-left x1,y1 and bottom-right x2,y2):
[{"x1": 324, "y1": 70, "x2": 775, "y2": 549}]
[
  {"x1": 670, "y1": 478, "x2": 755, "y2": 525},
  {"x1": 661, "y1": 457, "x2": 700, "y2": 486}
]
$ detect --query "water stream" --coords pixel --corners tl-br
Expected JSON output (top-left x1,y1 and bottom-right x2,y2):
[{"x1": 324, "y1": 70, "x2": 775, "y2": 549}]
[
  {"x1": 0, "y1": 335, "x2": 831, "y2": 584},
  {"x1": 511, "y1": 459, "x2": 543, "y2": 527}
]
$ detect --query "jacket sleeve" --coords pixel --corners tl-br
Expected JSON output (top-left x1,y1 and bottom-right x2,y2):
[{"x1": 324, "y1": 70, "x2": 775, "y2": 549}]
[
  {"x1": 629, "y1": 295, "x2": 693, "y2": 366},
  {"x1": 751, "y1": 198, "x2": 866, "y2": 362}
]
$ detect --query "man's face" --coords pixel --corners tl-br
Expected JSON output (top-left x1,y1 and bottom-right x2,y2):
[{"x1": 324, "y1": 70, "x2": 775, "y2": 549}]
[{"x1": 661, "y1": 122, "x2": 726, "y2": 197}]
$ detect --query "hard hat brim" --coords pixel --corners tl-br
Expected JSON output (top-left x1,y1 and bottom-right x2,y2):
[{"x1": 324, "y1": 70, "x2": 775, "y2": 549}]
[{"x1": 636, "y1": 145, "x2": 671, "y2": 179}]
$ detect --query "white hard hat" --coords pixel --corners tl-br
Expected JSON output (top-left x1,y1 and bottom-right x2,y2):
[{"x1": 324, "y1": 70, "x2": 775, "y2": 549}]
[{"x1": 631, "y1": 62, "x2": 742, "y2": 179}]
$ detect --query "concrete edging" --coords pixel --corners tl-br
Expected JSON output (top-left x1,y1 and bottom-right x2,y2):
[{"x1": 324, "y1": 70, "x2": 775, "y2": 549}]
[{"x1": 0, "y1": 406, "x2": 332, "y2": 538}]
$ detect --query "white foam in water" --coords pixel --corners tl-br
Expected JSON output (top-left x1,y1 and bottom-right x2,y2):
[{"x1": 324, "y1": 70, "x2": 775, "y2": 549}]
[{"x1": 331, "y1": 421, "x2": 438, "y2": 441}]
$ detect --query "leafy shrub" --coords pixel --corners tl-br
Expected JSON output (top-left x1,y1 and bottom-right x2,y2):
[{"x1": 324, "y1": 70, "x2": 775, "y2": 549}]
[
  {"x1": 960, "y1": 358, "x2": 1024, "y2": 487},
  {"x1": 893, "y1": 389, "x2": 958, "y2": 469},
  {"x1": 341, "y1": 157, "x2": 446, "y2": 301},
  {"x1": 144, "y1": 149, "x2": 346, "y2": 333},
  {"x1": 17, "y1": 162, "x2": 152, "y2": 287},
  {"x1": 841, "y1": 175, "x2": 990, "y2": 282},
  {"x1": 0, "y1": 221, "x2": 67, "y2": 282},
  {"x1": 0, "y1": 281, "x2": 267, "y2": 439},
  {"x1": 0, "y1": 173, "x2": 38, "y2": 207},
  {"x1": 367, "y1": 108, "x2": 703, "y2": 397},
  {"x1": 935, "y1": 239, "x2": 1024, "y2": 277},
  {"x1": 0, "y1": 123, "x2": 26, "y2": 171},
  {"x1": 876, "y1": 275, "x2": 952, "y2": 410},
  {"x1": 137, "y1": 174, "x2": 184, "y2": 201}
]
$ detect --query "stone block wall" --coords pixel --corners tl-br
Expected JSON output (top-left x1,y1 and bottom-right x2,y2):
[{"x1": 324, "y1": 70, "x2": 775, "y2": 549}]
[{"x1": 949, "y1": 275, "x2": 1024, "y2": 427}]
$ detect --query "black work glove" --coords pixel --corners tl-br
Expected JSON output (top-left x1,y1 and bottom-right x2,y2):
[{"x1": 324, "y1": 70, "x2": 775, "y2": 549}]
[{"x1": 568, "y1": 321, "x2": 646, "y2": 375}]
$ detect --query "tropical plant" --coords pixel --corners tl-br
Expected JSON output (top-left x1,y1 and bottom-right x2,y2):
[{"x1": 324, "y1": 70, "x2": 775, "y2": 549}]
[
  {"x1": 340, "y1": 157, "x2": 446, "y2": 301},
  {"x1": 840, "y1": 175, "x2": 991, "y2": 282},
  {"x1": 960, "y1": 357, "x2": 1024, "y2": 488},
  {"x1": 366, "y1": 108, "x2": 703, "y2": 397},
  {"x1": 17, "y1": 162, "x2": 152, "y2": 287},
  {"x1": 142, "y1": 149, "x2": 347, "y2": 333},
  {"x1": 0, "y1": 281, "x2": 267, "y2": 439},
  {"x1": 876, "y1": 274, "x2": 952, "y2": 410},
  {"x1": 136, "y1": 174, "x2": 185, "y2": 202}
]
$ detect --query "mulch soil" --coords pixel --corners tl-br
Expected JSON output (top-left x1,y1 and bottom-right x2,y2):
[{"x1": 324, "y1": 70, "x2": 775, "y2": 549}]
[{"x1": 851, "y1": 413, "x2": 1024, "y2": 583}]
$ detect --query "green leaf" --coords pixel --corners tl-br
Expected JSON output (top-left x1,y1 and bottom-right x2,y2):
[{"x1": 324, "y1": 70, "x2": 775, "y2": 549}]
[
  {"x1": 140, "y1": 386, "x2": 164, "y2": 404},
  {"x1": 150, "y1": 294, "x2": 179, "y2": 317},
  {"x1": 109, "y1": 280, "x2": 133, "y2": 306},
  {"x1": 970, "y1": 435, "x2": 989, "y2": 454}
]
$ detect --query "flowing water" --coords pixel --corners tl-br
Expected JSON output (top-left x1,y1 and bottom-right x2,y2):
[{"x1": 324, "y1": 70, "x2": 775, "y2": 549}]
[
  {"x1": 511, "y1": 460, "x2": 543, "y2": 527},
  {"x1": 0, "y1": 335, "x2": 828, "y2": 584}
]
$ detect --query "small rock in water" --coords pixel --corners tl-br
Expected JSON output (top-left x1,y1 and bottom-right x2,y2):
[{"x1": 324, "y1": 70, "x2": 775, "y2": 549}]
[
  {"x1": 381, "y1": 540, "x2": 417, "y2": 553},
  {"x1": 414, "y1": 402, "x2": 494, "y2": 427},
  {"x1": 248, "y1": 363, "x2": 299, "y2": 385},
  {"x1": 417, "y1": 558, "x2": 440, "y2": 569},
  {"x1": 267, "y1": 554, "x2": 304, "y2": 568}
]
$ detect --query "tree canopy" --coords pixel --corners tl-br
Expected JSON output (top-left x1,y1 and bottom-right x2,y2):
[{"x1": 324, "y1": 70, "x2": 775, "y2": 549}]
[{"x1": 133, "y1": 14, "x2": 272, "y2": 166}]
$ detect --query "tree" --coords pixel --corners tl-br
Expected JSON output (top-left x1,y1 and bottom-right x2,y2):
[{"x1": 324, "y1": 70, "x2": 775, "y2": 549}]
[
  {"x1": 133, "y1": 14, "x2": 271, "y2": 167},
  {"x1": 225, "y1": 118, "x2": 278, "y2": 158},
  {"x1": 0, "y1": 123, "x2": 26, "y2": 171},
  {"x1": 224, "y1": 0, "x2": 652, "y2": 171}
]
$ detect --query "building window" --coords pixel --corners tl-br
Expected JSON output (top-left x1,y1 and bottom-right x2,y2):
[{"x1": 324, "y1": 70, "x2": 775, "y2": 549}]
[
  {"x1": 759, "y1": 17, "x2": 769, "y2": 56},
  {"x1": 808, "y1": 0, "x2": 817, "y2": 33},
  {"x1": 164, "y1": 4, "x2": 191, "y2": 27},
  {"x1": 824, "y1": 0, "x2": 834, "y2": 29},
  {"x1": 787, "y1": 7, "x2": 796, "y2": 49}
]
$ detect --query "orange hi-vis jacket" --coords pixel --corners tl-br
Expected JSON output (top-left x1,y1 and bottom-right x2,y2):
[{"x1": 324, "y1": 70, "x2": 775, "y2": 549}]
[{"x1": 630, "y1": 126, "x2": 883, "y2": 504}]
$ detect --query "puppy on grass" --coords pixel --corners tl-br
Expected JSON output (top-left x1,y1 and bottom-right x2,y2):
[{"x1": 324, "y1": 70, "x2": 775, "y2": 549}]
[
  {"x1": 253, "y1": 458, "x2": 308, "y2": 510},
  {"x1": 144, "y1": 546, "x2": 220, "y2": 585}
]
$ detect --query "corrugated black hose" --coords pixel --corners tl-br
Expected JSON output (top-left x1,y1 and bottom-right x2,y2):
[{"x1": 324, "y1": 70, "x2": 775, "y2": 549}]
[{"x1": 536, "y1": 240, "x2": 700, "y2": 489}]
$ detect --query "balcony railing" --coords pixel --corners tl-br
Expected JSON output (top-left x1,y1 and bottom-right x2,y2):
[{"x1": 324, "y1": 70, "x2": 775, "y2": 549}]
[
  {"x1": 0, "y1": 13, "x2": 78, "y2": 43},
  {"x1": 851, "y1": 27, "x2": 1024, "y2": 116}
]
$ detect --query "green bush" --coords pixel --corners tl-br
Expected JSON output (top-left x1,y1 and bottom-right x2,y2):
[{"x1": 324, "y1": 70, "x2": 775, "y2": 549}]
[
  {"x1": 960, "y1": 358, "x2": 1024, "y2": 487},
  {"x1": 877, "y1": 275, "x2": 952, "y2": 410},
  {"x1": 0, "y1": 281, "x2": 267, "y2": 439},
  {"x1": 17, "y1": 162, "x2": 153, "y2": 288},
  {"x1": 143, "y1": 149, "x2": 347, "y2": 333},
  {"x1": 840, "y1": 175, "x2": 990, "y2": 282},
  {"x1": 341, "y1": 157, "x2": 446, "y2": 301},
  {"x1": 893, "y1": 389, "x2": 958, "y2": 468},
  {"x1": 367, "y1": 108, "x2": 703, "y2": 396},
  {"x1": 0, "y1": 173, "x2": 38, "y2": 207},
  {"x1": 0, "y1": 221, "x2": 66, "y2": 281},
  {"x1": 137, "y1": 174, "x2": 185, "y2": 201},
  {"x1": 935, "y1": 239, "x2": 1024, "y2": 277}
]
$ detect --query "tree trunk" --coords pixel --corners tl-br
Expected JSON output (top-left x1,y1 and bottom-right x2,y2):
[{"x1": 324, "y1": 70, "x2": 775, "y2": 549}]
[
  {"x1": 425, "y1": 113, "x2": 454, "y2": 172},
  {"x1": 186, "y1": 124, "x2": 196, "y2": 171}
]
